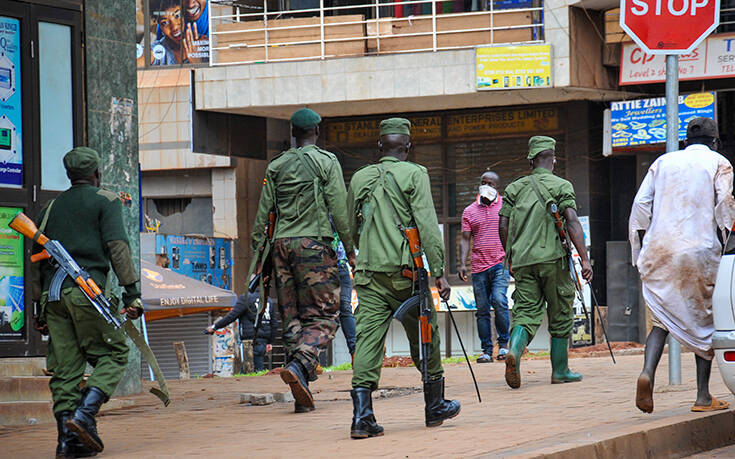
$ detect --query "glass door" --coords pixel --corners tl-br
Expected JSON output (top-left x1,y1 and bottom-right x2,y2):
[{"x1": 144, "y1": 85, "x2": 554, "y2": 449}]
[{"x1": 0, "y1": 0, "x2": 82, "y2": 357}]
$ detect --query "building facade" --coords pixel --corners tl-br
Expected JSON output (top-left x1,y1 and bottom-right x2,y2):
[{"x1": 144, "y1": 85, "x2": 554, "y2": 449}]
[{"x1": 0, "y1": 0, "x2": 141, "y2": 393}]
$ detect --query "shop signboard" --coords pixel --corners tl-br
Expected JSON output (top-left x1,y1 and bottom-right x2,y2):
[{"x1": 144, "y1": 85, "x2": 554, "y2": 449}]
[
  {"x1": 447, "y1": 107, "x2": 558, "y2": 138},
  {"x1": 326, "y1": 116, "x2": 441, "y2": 145},
  {"x1": 0, "y1": 17, "x2": 22, "y2": 188},
  {"x1": 475, "y1": 44, "x2": 552, "y2": 90},
  {"x1": 610, "y1": 92, "x2": 716, "y2": 148},
  {"x1": 0, "y1": 206, "x2": 24, "y2": 340},
  {"x1": 155, "y1": 235, "x2": 232, "y2": 290},
  {"x1": 620, "y1": 33, "x2": 735, "y2": 85}
]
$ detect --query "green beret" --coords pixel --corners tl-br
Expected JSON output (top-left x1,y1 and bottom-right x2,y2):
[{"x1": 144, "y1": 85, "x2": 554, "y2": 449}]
[
  {"x1": 380, "y1": 118, "x2": 411, "y2": 137},
  {"x1": 64, "y1": 147, "x2": 101, "y2": 180},
  {"x1": 527, "y1": 136, "x2": 556, "y2": 160},
  {"x1": 290, "y1": 108, "x2": 321, "y2": 129}
]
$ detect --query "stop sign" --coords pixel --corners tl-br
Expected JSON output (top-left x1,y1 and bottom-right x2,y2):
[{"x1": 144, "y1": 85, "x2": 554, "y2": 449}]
[{"x1": 620, "y1": 0, "x2": 720, "y2": 54}]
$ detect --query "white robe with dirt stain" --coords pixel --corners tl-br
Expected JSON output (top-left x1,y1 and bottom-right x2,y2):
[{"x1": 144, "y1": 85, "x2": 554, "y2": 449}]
[{"x1": 629, "y1": 144, "x2": 735, "y2": 359}]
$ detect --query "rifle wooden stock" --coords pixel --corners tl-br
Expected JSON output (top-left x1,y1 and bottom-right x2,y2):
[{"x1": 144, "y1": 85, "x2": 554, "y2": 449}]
[{"x1": 9, "y1": 213, "x2": 49, "y2": 245}]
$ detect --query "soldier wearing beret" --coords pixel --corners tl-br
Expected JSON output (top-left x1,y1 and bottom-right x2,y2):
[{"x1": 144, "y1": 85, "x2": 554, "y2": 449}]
[
  {"x1": 346, "y1": 118, "x2": 460, "y2": 439},
  {"x1": 498, "y1": 136, "x2": 592, "y2": 389},
  {"x1": 251, "y1": 108, "x2": 354, "y2": 413},
  {"x1": 31, "y1": 147, "x2": 143, "y2": 457}
]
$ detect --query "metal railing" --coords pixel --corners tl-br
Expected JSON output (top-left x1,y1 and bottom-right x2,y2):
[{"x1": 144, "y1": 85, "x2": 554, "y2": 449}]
[{"x1": 209, "y1": 0, "x2": 544, "y2": 66}]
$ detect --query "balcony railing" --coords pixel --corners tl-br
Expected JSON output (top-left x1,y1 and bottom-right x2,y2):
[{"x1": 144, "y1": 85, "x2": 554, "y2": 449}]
[{"x1": 209, "y1": 0, "x2": 544, "y2": 66}]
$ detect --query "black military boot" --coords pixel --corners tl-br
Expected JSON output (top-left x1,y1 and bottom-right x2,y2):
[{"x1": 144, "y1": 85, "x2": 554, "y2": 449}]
[
  {"x1": 350, "y1": 388, "x2": 384, "y2": 439},
  {"x1": 281, "y1": 360, "x2": 314, "y2": 409},
  {"x1": 424, "y1": 377, "x2": 461, "y2": 427},
  {"x1": 66, "y1": 386, "x2": 107, "y2": 453},
  {"x1": 56, "y1": 411, "x2": 97, "y2": 458}
]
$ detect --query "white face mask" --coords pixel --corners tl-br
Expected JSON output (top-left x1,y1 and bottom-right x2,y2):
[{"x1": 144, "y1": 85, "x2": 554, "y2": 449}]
[{"x1": 478, "y1": 185, "x2": 497, "y2": 203}]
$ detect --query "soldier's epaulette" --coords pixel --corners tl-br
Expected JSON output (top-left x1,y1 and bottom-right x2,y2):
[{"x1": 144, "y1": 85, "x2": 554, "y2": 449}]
[{"x1": 96, "y1": 189, "x2": 119, "y2": 202}]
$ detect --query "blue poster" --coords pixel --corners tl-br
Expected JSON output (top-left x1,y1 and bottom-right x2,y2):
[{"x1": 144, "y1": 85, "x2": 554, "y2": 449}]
[
  {"x1": 0, "y1": 17, "x2": 22, "y2": 187},
  {"x1": 155, "y1": 234, "x2": 233, "y2": 290},
  {"x1": 610, "y1": 92, "x2": 716, "y2": 149}
]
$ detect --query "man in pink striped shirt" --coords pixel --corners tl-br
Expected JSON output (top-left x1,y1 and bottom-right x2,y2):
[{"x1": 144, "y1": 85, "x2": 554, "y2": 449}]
[{"x1": 459, "y1": 171, "x2": 510, "y2": 363}]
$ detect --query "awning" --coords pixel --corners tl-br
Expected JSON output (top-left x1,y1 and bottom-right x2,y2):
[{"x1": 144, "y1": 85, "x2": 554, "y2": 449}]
[{"x1": 140, "y1": 260, "x2": 237, "y2": 321}]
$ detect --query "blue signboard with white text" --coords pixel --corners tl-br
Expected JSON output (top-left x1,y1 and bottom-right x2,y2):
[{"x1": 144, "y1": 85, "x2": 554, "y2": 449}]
[
  {"x1": 0, "y1": 16, "x2": 22, "y2": 187},
  {"x1": 155, "y1": 235, "x2": 233, "y2": 290},
  {"x1": 610, "y1": 92, "x2": 716, "y2": 148}
]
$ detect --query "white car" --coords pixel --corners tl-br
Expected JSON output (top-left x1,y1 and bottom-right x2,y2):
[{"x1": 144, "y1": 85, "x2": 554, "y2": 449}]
[{"x1": 712, "y1": 238, "x2": 735, "y2": 394}]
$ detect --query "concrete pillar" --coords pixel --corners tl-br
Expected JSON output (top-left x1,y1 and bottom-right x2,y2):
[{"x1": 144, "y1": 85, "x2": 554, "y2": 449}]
[{"x1": 85, "y1": 0, "x2": 142, "y2": 396}]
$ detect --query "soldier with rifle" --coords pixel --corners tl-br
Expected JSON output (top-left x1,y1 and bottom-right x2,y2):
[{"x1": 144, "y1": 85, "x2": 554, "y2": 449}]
[
  {"x1": 346, "y1": 118, "x2": 459, "y2": 439},
  {"x1": 250, "y1": 108, "x2": 354, "y2": 413},
  {"x1": 26, "y1": 147, "x2": 147, "y2": 457},
  {"x1": 498, "y1": 136, "x2": 593, "y2": 389}
]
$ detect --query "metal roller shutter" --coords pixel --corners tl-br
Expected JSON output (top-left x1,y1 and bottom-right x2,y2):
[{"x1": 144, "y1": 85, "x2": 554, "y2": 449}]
[{"x1": 142, "y1": 313, "x2": 212, "y2": 380}]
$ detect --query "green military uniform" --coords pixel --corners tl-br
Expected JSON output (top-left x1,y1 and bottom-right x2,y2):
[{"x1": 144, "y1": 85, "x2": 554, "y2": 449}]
[
  {"x1": 251, "y1": 109, "x2": 353, "y2": 382},
  {"x1": 347, "y1": 118, "x2": 459, "y2": 437},
  {"x1": 347, "y1": 125, "x2": 446, "y2": 391},
  {"x1": 32, "y1": 147, "x2": 140, "y2": 417},
  {"x1": 499, "y1": 136, "x2": 581, "y2": 388}
]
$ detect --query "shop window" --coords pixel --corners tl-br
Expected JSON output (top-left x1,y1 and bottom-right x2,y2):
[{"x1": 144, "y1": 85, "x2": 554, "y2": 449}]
[
  {"x1": 446, "y1": 137, "x2": 565, "y2": 217},
  {"x1": 153, "y1": 197, "x2": 192, "y2": 216},
  {"x1": 411, "y1": 144, "x2": 443, "y2": 217},
  {"x1": 39, "y1": 22, "x2": 73, "y2": 191}
]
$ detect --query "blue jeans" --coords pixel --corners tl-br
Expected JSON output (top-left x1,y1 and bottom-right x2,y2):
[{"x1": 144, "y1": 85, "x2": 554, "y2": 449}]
[
  {"x1": 472, "y1": 263, "x2": 510, "y2": 354},
  {"x1": 252, "y1": 339, "x2": 267, "y2": 372},
  {"x1": 338, "y1": 263, "x2": 357, "y2": 354}
]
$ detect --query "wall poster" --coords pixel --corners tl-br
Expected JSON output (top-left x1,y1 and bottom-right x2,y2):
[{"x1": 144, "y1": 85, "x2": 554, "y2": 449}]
[
  {"x1": 148, "y1": 0, "x2": 210, "y2": 66},
  {"x1": 155, "y1": 234, "x2": 232, "y2": 290},
  {"x1": 0, "y1": 17, "x2": 22, "y2": 188},
  {"x1": 0, "y1": 207, "x2": 24, "y2": 340}
]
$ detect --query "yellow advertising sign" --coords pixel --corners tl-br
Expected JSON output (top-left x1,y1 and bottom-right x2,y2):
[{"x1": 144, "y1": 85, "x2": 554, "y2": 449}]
[
  {"x1": 326, "y1": 116, "x2": 442, "y2": 145},
  {"x1": 476, "y1": 44, "x2": 552, "y2": 90},
  {"x1": 447, "y1": 107, "x2": 558, "y2": 138}
]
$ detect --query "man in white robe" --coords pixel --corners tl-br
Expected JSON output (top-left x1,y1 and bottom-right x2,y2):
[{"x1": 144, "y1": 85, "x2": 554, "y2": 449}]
[{"x1": 629, "y1": 117, "x2": 735, "y2": 413}]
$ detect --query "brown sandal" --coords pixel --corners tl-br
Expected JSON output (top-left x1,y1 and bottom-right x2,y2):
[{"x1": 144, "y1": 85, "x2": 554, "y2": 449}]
[{"x1": 691, "y1": 397, "x2": 729, "y2": 412}]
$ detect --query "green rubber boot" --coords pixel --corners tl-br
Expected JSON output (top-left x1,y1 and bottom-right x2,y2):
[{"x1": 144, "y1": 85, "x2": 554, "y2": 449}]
[
  {"x1": 505, "y1": 326, "x2": 530, "y2": 389},
  {"x1": 550, "y1": 337, "x2": 582, "y2": 384}
]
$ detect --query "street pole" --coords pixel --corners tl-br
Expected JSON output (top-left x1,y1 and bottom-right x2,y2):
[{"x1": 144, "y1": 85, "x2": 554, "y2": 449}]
[{"x1": 665, "y1": 54, "x2": 682, "y2": 386}]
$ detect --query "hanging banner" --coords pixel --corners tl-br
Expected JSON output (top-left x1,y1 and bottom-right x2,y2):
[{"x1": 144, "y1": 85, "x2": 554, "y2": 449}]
[
  {"x1": 0, "y1": 206, "x2": 24, "y2": 340},
  {"x1": 610, "y1": 92, "x2": 716, "y2": 148},
  {"x1": 155, "y1": 234, "x2": 233, "y2": 289},
  {"x1": 476, "y1": 44, "x2": 552, "y2": 90},
  {"x1": 0, "y1": 17, "x2": 22, "y2": 188}
]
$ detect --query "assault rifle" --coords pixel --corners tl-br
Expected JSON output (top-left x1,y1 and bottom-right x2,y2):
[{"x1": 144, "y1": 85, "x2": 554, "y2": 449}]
[
  {"x1": 248, "y1": 211, "x2": 276, "y2": 341},
  {"x1": 549, "y1": 204, "x2": 615, "y2": 364},
  {"x1": 393, "y1": 227, "x2": 482, "y2": 403},
  {"x1": 9, "y1": 213, "x2": 171, "y2": 406}
]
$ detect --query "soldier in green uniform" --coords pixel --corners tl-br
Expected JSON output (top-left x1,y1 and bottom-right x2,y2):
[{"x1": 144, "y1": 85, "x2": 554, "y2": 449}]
[
  {"x1": 31, "y1": 147, "x2": 143, "y2": 457},
  {"x1": 251, "y1": 108, "x2": 354, "y2": 412},
  {"x1": 346, "y1": 118, "x2": 460, "y2": 439},
  {"x1": 498, "y1": 136, "x2": 592, "y2": 389}
]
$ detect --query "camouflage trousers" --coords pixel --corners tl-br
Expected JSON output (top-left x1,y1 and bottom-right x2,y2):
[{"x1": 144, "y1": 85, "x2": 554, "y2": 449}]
[{"x1": 273, "y1": 237, "x2": 340, "y2": 379}]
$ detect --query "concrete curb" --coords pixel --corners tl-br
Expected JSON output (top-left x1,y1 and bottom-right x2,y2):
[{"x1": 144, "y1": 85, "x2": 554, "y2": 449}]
[{"x1": 487, "y1": 410, "x2": 735, "y2": 459}]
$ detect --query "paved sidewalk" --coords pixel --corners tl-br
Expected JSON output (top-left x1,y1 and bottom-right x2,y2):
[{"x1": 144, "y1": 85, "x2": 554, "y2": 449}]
[{"x1": 1, "y1": 353, "x2": 733, "y2": 458}]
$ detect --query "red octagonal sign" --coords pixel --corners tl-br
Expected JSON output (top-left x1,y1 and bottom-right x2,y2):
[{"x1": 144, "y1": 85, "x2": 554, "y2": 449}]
[{"x1": 620, "y1": 0, "x2": 720, "y2": 54}]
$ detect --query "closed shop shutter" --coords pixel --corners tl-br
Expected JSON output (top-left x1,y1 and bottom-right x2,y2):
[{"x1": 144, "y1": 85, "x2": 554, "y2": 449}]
[{"x1": 141, "y1": 313, "x2": 211, "y2": 380}]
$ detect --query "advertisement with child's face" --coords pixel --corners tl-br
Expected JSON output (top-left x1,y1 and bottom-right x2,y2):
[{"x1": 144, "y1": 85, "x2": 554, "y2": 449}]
[{"x1": 148, "y1": 0, "x2": 209, "y2": 66}]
